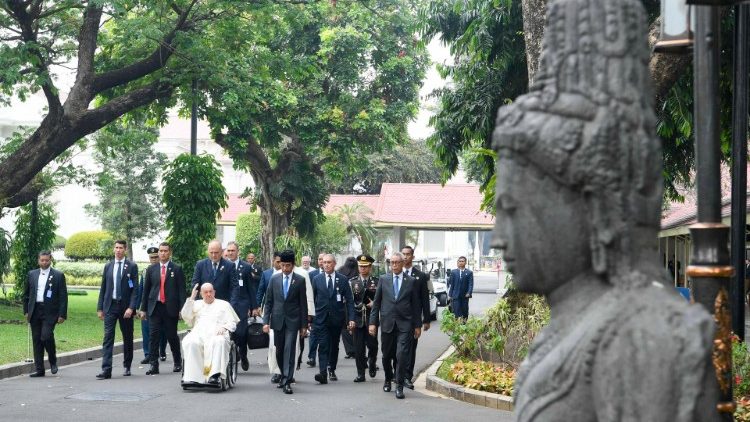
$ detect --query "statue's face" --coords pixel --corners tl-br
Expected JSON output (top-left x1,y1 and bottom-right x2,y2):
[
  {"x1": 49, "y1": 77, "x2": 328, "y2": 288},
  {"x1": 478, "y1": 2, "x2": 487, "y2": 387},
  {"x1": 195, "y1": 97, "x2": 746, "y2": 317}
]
[{"x1": 494, "y1": 156, "x2": 591, "y2": 295}]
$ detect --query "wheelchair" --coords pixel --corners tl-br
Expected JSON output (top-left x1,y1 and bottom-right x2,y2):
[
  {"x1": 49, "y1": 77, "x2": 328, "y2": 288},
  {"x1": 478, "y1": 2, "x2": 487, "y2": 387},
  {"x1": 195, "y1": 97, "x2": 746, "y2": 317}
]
[{"x1": 181, "y1": 336, "x2": 239, "y2": 391}]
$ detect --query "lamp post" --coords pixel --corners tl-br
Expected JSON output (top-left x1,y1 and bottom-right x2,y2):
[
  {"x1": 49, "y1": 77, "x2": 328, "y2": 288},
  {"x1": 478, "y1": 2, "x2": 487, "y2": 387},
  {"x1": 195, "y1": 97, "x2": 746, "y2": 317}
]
[{"x1": 655, "y1": 0, "x2": 694, "y2": 52}]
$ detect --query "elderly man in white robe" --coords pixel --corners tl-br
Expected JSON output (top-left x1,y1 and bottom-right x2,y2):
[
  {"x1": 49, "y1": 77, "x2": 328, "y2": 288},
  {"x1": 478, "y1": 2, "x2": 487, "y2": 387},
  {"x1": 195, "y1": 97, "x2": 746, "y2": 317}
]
[{"x1": 181, "y1": 283, "x2": 239, "y2": 385}]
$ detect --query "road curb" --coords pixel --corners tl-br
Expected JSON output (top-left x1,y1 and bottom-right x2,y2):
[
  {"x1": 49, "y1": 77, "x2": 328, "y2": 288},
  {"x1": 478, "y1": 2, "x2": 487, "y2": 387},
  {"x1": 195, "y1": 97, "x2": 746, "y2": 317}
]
[
  {"x1": 0, "y1": 330, "x2": 187, "y2": 380},
  {"x1": 423, "y1": 345, "x2": 514, "y2": 412}
]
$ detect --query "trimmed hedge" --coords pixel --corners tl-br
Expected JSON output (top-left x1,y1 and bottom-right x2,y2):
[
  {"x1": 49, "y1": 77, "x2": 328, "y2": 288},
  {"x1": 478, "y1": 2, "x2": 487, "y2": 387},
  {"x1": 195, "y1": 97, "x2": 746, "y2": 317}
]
[
  {"x1": 64, "y1": 231, "x2": 114, "y2": 261},
  {"x1": 52, "y1": 234, "x2": 67, "y2": 250}
]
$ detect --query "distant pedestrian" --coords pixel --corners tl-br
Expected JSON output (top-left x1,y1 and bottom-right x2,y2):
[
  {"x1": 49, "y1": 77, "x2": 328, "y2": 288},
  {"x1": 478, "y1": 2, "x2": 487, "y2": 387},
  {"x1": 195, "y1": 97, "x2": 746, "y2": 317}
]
[
  {"x1": 447, "y1": 256, "x2": 473, "y2": 319},
  {"x1": 23, "y1": 250, "x2": 67, "y2": 377}
]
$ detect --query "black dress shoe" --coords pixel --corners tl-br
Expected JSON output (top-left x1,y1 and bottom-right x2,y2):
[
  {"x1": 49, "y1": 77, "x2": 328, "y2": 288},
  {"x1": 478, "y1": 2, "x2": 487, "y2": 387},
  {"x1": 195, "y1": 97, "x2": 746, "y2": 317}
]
[
  {"x1": 271, "y1": 373, "x2": 281, "y2": 383},
  {"x1": 123, "y1": 368, "x2": 131, "y2": 376},
  {"x1": 207, "y1": 374, "x2": 220, "y2": 385},
  {"x1": 96, "y1": 372, "x2": 111, "y2": 380},
  {"x1": 403, "y1": 379, "x2": 414, "y2": 390},
  {"x1": 353, "y1": 374, "x2": 366, "y2": 383},
  {"x1": 241, "y1": 357, "x2": 249, "y2": 371},
  {"x1": 314, "y1": 373, "x2": 328, "y2": 384},
  {"x1": 173, "y1": 364, "x2": 182, "y2": 373},
  {"x1": 395, "y1": 386, "x2": 405, "y2": 399},
  {"x1": 369, "y1": 366, "x2": 377, "y2": 378},
  {"x1": 145, "y1": 366, "x2": 159, "y2": 375},
  {"x1": 283, "y1": 384, "x2": 293, "y2": 394},
  {"x1": 328, "y1": 369, "x2": 338, "y2": 381},
  {"x1": 50, "y1": 363, "x2": 58, "y2": 375},
  {"x1": 29, "y1": 371, "x2": 44, "y2": 378},
  {"x1": 160, "y1": 355, "x2": 167, "y2": 362},
  {"x1": 306, "y1": 359, "x2": 316, "y2": 368},
  {"x1": 344, "y1": 354, "x2": 353, "y2": 359},
  {"x1": 383, "y1": 380, "x2": 392, "y2": 392},
  {"x1": 140, "y1": 357, "x2": 150, "y2": 365}
]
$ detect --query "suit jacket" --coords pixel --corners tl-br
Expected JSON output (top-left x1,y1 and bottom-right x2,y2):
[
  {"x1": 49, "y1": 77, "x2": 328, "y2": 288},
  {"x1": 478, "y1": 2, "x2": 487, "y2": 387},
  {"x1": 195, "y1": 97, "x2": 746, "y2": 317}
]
[
  {"x1": 140, "y1": 261, "x2": 187, "y2": 318},
  {"x1": 262, "y1": 272, "x2": 307, "y2": 332},
  {"x1": 369, "y1": 273, "x2": 421, "y2": 334},
  {"x1": 246, "y1": 262, "x2": 262, "y2": 304},
  {"x1": 97, "y1": 259, "x2": 139, "y2": 313},
  {"x1": 229, "y1": 260, "x2": 258, "y2": 315},
  {"x1": 404, "y1": 266, "x2": 431, "y2": 323},
  {"x1": 23, "y1": 268, "x2": 67, "y2": 320},
  {"x1": 257, "y1": 267, "x2": 275, "y2": 305},
  {"x1": 311, "y1": 271, "x2": 355, "y2": 328},
  {"x1": 192, "y1": 258, "x2": 233, "y2": 301},
  {"x1": 448, "y1": 268, "x2": 474, "y2": 299}
]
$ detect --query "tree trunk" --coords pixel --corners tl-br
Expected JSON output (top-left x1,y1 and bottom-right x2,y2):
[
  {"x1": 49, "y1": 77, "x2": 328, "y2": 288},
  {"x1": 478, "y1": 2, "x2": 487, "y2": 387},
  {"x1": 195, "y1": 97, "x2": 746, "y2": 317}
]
[
  {"x1": 521, "y1": 0, "x2": 548, "y2": 86},
  {"x1": 257, "y1": 185, "x2": 289, "y2": 266}
]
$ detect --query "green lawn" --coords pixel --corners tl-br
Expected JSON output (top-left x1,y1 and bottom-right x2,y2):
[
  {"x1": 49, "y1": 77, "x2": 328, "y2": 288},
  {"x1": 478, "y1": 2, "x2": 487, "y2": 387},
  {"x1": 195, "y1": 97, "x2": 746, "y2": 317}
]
[{"x1": 0, "y1": 290, "x2": 185, "y2": 366}]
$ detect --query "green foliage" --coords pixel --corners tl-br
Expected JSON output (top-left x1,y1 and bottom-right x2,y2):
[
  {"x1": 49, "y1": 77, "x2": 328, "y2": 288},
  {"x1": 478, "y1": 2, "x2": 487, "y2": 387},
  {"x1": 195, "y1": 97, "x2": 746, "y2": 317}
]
[
  {"x1": 52, "y1": 234, "x2": 67, "y2": 250},
  {"x1": 329, "y1": 140, "x2": 443, "y2": 194},
  {"x1": 0, "y1": 226, "x2": 10, "y2": 296},
  {"x1": 420, "y1": 0, "x2": 527, "y2": 206},
  {"x1": 54, "y1": 261, "x2": 109, "y2": 279},
  {"x1": 448, "y1": 359, "x2": 515, "y2": 396},
  {"x1": 163, "y1": 154, "x2": 227, "y2": 280},
  {"x1": 11, "y1": 201, "x2": 58, "y2": 295},
  {"x1": 273, "y1": 214, "x2": 349, "y2": 260},
  {"x1": 235, "y1": 212, "x2": 263, "y2": 257},
  {"x1": 333, "y1": 202, "x2": 377, "y2": 255},
  {"x1": 84, "y1": 120, "x2": 166, "y2": 253},
  {"x1": 64, "y1": 231, "x2": 114, "y2": 261},
  {"x1": 734, "y1": 334, "x2": 750, "y2": 399},
  {"x1": 441, "y1": 286, "x2": 549, "y2": 368}
]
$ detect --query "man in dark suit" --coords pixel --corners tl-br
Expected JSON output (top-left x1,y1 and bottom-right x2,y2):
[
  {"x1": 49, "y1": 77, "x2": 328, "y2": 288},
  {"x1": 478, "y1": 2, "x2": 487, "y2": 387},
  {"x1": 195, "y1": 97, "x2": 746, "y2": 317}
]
[
  {"x1": 447, "y1": 256, "x2": 473, "y2": 319},
  {"x1": 23, "y1": 250, "x2": 67, "y2": 377},
  {"x1": 369, "y1": 252, "x2": 422, "y2": 399},
  {"x1": 225, "y1": 241, "x2": 258, "y2": 371},
  {"x1": 306, "y1": 252, "x2": 325, "y2": 368},
  {"x1": 191, "y1": 240, "x2": 233, "y2": 301},
  {"x1": 139, "y1": 242, "x2": 186, "y2": 375},
  {"x1": 311, "y1": 254, "x2": 355, "y2": 384},
  {"x1": 401, "y1": 245, "x2": 431, "y2": 389},
  {"x1": 96, "y1": 240, "x2": 139, "y2": 379},
  {"x1": 136, "y1": 247, "x2": 166, "y2": 365},
  {"x1": 256, "y1": 251, "x2": 281, "y2": 309},
  {"x1": 262, "y1": 249, "x2": 308, "y2": 394}
]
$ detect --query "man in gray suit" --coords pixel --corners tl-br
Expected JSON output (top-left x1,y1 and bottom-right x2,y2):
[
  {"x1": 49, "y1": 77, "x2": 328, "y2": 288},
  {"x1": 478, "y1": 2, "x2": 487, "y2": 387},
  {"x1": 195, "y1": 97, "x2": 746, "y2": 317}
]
[
  {"x1": 23, "y1": 250, "x2": 67, "y2": 377},
  {"x1": 368, "y1": 252, "x2": 422, "y2": 399},
  {"x1": 262, "y1": 249, "x2": 308, "y2": 394},
  {"x1": 96, "y1": 240, "x2": 139, "y2": 379}
]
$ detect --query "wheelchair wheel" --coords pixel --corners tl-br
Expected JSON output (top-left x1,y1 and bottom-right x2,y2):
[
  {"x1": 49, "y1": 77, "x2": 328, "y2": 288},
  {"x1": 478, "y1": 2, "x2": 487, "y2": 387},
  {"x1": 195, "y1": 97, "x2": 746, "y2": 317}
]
[{"x1": 227, "y1": 341, "x2": 238, "y2": 388}]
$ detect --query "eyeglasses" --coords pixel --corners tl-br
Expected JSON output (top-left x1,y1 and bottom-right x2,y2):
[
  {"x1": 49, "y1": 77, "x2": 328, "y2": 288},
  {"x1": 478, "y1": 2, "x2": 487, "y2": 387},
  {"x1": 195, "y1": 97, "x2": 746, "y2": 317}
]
[{"x1": 390, "y1": 261, "x2": 403, "y2": 264}]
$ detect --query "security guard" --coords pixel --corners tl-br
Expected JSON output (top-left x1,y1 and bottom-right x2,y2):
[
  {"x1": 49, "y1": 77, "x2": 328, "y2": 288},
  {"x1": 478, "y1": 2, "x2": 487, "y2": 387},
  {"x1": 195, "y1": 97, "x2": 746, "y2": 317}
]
[{"x1": 350, "y1": 254, "x2": 379, "y2": 381}]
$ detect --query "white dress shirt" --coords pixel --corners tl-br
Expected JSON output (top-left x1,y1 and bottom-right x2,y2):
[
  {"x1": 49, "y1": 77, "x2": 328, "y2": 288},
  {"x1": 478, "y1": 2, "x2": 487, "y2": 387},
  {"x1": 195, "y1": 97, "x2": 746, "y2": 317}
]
[
  {"x1": 36, "y1": 268, "x2": 49, "y2": 302},
  {"x1": 112, "y1": 260, "x2": 125, "y2": 299}
]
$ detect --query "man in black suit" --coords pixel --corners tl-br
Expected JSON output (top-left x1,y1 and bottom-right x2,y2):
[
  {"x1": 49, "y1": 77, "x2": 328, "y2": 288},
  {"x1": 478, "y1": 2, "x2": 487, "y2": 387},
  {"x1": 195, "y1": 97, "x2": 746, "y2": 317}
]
[
  {"x1": 401, "y1": 245, "x2": 431, "y2": 389},
  {"x1": 96, "y1": 240, "x2": 139, "y2": 379},
  {"x1": 311, "y1": 254, "x2": 355, "y2": 384},
  {"x1": 369, "y1": 252, "x2": 422, "y2": 399},
  {"x1": 262, "y1": 249, "x2": 308, "y2": 394},
  {"x1": 306, "y1": 252, "x2": 326, "y2": 368},
  {"x1": 23, "y1": 250, "x2": 67, "y2": 377},
  {"x1": 225, "y1": 241, "x2": 258, "y2": 371},
  {"x1": 139, "y1": 242, "x2": 186, "y2": 375},
  {"x1": 191, "y1": 240, "x2": 233, "y2": 301}
]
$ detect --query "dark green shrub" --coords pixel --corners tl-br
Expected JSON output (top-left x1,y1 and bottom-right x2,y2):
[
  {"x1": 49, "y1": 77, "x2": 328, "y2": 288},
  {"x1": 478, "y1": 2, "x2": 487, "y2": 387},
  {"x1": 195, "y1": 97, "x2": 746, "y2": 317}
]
[
  {"x1": 52, "y1": 234, "x2": 67, "y2": 250},
  {"x1": 64, "y1": 231, "x2": 113, "y2": 261},
  {"x1": 236, "y1": 212, "x2": 262, "y2": 256}
]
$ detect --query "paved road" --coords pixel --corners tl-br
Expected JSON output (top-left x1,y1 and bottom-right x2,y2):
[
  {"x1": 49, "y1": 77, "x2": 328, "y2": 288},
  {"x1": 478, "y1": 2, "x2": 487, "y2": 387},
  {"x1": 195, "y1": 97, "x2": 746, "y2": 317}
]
[{"x1": 0, "y1": 274, "x2": 513, "y2": 422}]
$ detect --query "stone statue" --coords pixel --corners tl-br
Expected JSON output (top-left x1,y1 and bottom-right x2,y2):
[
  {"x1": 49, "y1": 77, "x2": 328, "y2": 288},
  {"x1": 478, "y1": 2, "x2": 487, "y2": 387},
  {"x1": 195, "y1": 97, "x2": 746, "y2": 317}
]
[{"x1": 491, "y1": 0, "x2": 721, "y2": 420}]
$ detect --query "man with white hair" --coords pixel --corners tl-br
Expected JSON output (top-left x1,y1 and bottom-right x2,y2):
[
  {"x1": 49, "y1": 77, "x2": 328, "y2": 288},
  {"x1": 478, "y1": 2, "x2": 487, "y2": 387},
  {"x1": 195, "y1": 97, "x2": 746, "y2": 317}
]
[{"x1": 181, "y1": 283, "x2": 240, "y2": 386}]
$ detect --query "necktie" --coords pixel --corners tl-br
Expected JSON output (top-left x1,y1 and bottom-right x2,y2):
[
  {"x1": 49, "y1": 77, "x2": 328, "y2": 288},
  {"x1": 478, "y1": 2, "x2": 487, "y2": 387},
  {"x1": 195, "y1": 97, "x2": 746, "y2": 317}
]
[
  {"x1": 213, "y1": 262, "x2": 218, "y2": 277},
  {"x1": 115, "y1": 261, "x2": 122, "y2": 299},
  {"x1": 160, "y1": 264, "x2": 167, "y2": 303},
  {"x1": 393, "y1": 275, "x2": 399, "y2": 297},
  {"x1": 328, "y1": 275, "x2": 334, "y2": 295},
  {"x1": 283, "y1": 275, "x2": 290, "y2": 299}
]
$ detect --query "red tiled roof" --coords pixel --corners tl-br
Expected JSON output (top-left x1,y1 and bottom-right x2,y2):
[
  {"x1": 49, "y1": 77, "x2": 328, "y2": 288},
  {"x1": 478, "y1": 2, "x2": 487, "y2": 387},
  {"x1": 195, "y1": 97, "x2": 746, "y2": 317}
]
[{"x1": 219, "y1": 183, "x2": 494, "y2": 229}]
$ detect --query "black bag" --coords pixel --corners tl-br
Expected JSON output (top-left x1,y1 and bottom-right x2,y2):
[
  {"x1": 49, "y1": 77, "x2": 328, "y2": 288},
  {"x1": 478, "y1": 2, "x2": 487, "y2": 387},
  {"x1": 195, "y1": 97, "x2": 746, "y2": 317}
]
[{"x1": 246, "y1": 316, "x2": 269, "y2": 350}]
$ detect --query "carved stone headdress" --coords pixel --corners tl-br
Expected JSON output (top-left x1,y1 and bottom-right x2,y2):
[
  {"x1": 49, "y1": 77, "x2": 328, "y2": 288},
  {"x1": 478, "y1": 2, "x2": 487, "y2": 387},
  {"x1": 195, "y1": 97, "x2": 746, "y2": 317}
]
[{"x1": 493, "y1": 0, "x2": 662, "y2": 279}]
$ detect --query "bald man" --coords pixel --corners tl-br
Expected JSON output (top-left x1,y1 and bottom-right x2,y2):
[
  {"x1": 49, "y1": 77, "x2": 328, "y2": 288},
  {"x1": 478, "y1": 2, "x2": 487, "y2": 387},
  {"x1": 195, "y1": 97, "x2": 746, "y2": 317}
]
[{"x1": 192, "y1": 240, "x2": 234, "y2": 302}]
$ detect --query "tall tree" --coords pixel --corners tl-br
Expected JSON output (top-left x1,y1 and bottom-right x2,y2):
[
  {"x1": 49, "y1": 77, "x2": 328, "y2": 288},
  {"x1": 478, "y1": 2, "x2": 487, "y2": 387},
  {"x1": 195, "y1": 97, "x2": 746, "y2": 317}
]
[
  {"x1": 84, "y1": 121, "x2": 166, "y2": 260},
  {"x1": 329, "y1": 140, "x2": 442, "y2": 194},
  {"x1": 11, "y1": 199, "x2": 57, "y2": 296},
  {"x1": 203, "y1": 0, "x2": 428, "y2": 262},
  {"x1": 0, "y1": 1, "x2": 239, "y2": 209}
]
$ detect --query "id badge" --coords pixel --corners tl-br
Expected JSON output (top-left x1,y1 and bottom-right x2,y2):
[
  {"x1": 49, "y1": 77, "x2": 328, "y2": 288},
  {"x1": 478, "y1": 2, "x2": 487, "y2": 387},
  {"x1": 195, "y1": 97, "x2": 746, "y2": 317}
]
[
  {"x1": 239, "y1": 279, "x2": 244, "y2": 287},
  {"x1": 46, "y1": 290, "x2": 52, "y2": 298},
  {"x1": 128, "y1": 279, "x2": 134, "y2": 288},
  {"x1": 337, "y1": 294, "x2": 342, "y2": 302}
]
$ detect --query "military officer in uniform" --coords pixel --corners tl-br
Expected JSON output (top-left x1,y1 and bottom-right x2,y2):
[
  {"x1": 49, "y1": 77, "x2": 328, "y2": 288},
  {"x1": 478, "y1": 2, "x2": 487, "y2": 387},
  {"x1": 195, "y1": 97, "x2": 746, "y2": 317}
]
[{"x1": 350, "y1": 254, "x2": 379, "y2": 382}]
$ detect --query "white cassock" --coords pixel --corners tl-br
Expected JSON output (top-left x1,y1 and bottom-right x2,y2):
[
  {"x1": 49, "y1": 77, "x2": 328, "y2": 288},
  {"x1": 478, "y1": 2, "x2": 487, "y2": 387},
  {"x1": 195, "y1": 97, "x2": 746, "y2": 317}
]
[
  {"x1": 181, "y1": 298, "x2": 240, "y2": 383},
  {"x1": 267, "y1": 267, "x2": 315, "y2": 374}
]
